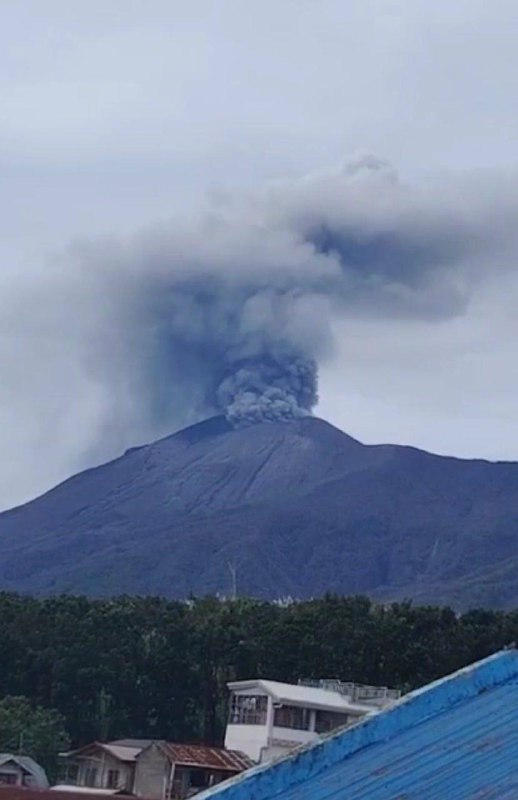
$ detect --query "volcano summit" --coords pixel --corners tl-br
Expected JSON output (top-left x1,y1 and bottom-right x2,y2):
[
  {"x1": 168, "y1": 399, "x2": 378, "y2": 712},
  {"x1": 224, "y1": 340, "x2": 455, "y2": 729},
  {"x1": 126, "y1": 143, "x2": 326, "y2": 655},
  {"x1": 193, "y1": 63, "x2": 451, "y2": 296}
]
[{"x1": 1, "y1": 415, "x2": 518, "y2": 608}]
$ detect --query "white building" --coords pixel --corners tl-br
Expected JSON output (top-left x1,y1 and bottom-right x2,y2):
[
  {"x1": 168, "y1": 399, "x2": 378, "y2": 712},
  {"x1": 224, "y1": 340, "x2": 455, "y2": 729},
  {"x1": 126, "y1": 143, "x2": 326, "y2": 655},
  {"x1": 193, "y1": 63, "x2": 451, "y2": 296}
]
[{"x1": 224, "y1": 679, "x2": 400, "y2": 763}]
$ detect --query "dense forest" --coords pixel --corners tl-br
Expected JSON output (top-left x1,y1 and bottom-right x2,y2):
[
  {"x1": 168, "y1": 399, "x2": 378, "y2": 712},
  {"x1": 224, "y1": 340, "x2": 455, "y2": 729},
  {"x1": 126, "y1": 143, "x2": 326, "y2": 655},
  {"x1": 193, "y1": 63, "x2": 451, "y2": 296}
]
[{"x1": 1, "y1": 592, "x2": 517, "y2": 768}]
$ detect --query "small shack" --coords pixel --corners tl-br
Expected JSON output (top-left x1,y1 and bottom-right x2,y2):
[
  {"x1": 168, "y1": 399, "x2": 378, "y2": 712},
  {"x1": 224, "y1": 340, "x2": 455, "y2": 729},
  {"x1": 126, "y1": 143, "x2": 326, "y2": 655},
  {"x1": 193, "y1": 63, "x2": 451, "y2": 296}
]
[{"x1": 134, "y1": 742, "x2": 252, "y2": 799}]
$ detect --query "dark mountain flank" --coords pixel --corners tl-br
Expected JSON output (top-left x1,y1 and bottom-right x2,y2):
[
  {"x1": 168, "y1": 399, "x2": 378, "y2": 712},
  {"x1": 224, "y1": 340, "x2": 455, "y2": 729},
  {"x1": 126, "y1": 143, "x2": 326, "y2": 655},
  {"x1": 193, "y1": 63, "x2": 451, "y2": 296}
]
[{"x1": 1, "y1": 416, "x2": 518, "y2": 609}]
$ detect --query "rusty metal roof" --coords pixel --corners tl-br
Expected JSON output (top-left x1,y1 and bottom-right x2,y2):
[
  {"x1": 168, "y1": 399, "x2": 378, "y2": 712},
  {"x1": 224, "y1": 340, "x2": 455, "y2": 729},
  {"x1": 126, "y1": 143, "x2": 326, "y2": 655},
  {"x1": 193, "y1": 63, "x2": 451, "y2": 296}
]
[
  {"x1": 60, "y1": 740, "x2": 252, "y2": 773},
  {"x1": 160, "y1": 743, "x2": 252, "y2": 772}
]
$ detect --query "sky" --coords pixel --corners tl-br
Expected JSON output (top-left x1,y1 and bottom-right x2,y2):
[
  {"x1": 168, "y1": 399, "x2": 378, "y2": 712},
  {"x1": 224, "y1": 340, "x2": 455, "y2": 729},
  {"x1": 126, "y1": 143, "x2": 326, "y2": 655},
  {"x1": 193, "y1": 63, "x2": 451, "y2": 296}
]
[{"x1": 2, "y1": 0, "x2": 518, "y2": 510}]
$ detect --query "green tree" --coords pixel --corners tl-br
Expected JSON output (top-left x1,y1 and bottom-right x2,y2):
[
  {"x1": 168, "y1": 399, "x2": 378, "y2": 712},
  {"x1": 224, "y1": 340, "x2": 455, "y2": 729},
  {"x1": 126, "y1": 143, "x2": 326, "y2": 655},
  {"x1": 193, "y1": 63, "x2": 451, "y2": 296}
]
[
  {"x1": 0, "y1": 695, "x2": 70, "y2": 779},
  {"x1": 0, "y1": 591, "x2": 516, "y2": 753}
]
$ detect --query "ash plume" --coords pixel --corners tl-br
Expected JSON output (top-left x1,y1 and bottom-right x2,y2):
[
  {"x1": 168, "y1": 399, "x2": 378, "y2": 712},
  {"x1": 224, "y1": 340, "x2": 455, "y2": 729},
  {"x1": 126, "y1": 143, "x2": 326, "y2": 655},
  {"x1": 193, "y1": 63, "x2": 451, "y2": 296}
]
[
  {"x1": 4, "y1": 155, "x2": 518, "y2": 503},
  {"x1": 86, "y1": 155, "x2": 515, "y2": 433},
  {"x1": 217, "y1": 355, "x2": 318, "y2": 426}
]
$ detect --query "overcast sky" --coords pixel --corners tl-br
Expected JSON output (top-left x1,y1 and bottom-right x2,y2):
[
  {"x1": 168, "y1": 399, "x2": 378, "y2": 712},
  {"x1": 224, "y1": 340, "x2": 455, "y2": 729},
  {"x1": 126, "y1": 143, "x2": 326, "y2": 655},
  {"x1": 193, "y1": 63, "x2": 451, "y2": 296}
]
[{"x1": 3, "y1": 0, "x2": 518, "y2": 510}]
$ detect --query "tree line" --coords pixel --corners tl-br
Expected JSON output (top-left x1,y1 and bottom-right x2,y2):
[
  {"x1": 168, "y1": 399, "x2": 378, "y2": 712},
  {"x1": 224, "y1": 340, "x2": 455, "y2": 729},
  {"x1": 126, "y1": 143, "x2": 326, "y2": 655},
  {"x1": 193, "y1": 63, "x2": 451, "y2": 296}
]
[{"x1": 0, "y1": 591, "x2": 516, "y2": 774}]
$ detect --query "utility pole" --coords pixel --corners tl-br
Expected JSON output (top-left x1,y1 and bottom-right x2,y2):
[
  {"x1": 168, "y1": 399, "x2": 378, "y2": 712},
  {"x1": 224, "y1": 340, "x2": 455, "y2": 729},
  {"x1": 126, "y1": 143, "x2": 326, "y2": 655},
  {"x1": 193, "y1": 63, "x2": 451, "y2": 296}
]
[{"x1": 227, "y1": 559, "x2": 238, "y2": 600}]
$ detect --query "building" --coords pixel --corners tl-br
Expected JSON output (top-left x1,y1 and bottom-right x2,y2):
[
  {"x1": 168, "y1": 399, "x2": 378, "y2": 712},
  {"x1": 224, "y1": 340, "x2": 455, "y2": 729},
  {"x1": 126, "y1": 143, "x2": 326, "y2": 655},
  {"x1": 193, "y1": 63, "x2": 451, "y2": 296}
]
[
  {"x1": 60, "y1": 740, "x2": 252, "y2": 800},
  {"x1": 224, "y1": 678, "x2": 399, "y2": 762},
  {"x1": 195, "y1": 648, "x2": 518, "y2": 800},
  {"x1": 134, "y1": 742, "x2": 252, "y2": 799},
  {"x1": 59, "y1": 740, "x2": 148, "y2": 792},
  {"x1": 0, "y1": 756, "x2": 49, "y2": 789}
]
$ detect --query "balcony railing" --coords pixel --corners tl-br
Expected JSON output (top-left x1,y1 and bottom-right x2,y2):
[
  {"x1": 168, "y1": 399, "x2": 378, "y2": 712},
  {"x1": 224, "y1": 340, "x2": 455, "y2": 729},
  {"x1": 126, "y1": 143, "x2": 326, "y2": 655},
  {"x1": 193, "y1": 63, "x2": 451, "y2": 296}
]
[{"x1": 298, "y1": 679, "x2": 401, "y2": 707}]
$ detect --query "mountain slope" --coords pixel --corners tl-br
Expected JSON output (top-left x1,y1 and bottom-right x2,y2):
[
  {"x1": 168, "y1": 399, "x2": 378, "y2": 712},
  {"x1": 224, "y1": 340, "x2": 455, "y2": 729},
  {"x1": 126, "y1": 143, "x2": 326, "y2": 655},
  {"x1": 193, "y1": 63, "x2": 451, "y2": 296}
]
[{"x1": 1, "y1": 416, "x2": 518, "y2": 608}]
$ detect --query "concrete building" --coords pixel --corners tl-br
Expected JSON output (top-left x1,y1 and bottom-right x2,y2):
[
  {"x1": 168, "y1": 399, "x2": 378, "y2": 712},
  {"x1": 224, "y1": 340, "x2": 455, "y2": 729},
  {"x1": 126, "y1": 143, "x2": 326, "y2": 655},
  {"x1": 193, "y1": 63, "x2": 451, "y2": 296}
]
[
  {"x1": 196, "y1": 648, "x2": 518, "y2": 800},
  {"x1": 224, "y1": 679, "x2": 399, "y2": 762},
  {"x1": 0, "y1": 755, "x2": 49, "y2": 789}
]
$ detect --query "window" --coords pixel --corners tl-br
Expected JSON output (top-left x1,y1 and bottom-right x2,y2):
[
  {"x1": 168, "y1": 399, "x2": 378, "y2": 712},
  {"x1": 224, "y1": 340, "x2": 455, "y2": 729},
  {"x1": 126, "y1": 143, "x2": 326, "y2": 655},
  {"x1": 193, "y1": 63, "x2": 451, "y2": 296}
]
[
  {"x1": 64, "y1": 765, "x2": 79, "y2": 785},
  {"x1": 107, "y1": 770, "x2": 120, "y2": 789},
  {"x1": 84, "y1": 767, "x2": 97, "y2": 787},
  {"x1": 0, "y1": 774, "x2": 17, "y2": 786},
  {"x1": 229, "y1": 694, "x2": 268, "y2": 725},
  {"x1": 189, "y1": 769, "x2": 210, "y2": 789},
  {"x1": 314, "y1": 710, "x2": 350, "y2": 733},
  {"x1": 274, "y1": 705, "x2": 311, "y2": 730}
]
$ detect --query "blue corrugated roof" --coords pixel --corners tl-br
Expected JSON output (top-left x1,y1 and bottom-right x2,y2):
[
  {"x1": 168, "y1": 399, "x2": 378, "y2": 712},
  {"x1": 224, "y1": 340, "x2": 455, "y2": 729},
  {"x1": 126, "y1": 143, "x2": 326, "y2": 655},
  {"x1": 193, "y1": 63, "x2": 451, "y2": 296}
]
[{"x1": 198, "y1": 649, "x2": 518, "y2": 800}]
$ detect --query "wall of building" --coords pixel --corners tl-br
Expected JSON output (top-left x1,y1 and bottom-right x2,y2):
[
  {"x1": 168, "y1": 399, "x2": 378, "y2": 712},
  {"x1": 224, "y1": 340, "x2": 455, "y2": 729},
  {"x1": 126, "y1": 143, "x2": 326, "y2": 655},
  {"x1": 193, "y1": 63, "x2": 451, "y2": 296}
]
[
  {"x1": 171, "y1": 767, "x2": 236, "y2": 800},
  {"x1": 259, "y1": 743, "x2": 301, "y2": 763},
  {"x1": 0, "y1": 764, "x2": 26, "y2": 787},
  {"x1": 75, "y1": 753, "x2": 133, "y2": 791},
  {"x1": 226, "y1": 720, "x2": 318, "y2": 762},
  {"x1": 270, "y1": 728, "x2": 316, "y2": 748},
  {"x1": 225, "y1": 692, "x2": 355, "y2": 763},
  {"x1": 133, "y1": 744, "x2": 169, "y2": 800},
  {"x1": 224, "y1": 723, "x2": 270, "y2": 762},
  {"x1": 225, "y1": 687, "x2": 273, "y2": 761}
]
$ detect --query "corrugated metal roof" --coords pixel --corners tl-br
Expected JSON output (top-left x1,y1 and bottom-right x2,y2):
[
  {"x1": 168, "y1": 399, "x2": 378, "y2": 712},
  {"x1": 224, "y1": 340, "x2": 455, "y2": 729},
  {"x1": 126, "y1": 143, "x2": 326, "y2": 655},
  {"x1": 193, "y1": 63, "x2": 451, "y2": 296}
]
[
  {"x1": 160, "y1": 744, "x2": 253, "y2": 772},
  {"x1": 198, "y1": 649, "x2": 518, "y2": 800},
  {"x1": 102, "y1": 746, "x2": 141, "y2": 763},
  {"x1": 60, "y1": 743, "x2": 141, "y2": 763},
  {"x1": 227, "y1": 680, "x2": 371, "y2": 714},
  {"x1": 108, "y1": 741, "x2": 162, "y2": 750}
]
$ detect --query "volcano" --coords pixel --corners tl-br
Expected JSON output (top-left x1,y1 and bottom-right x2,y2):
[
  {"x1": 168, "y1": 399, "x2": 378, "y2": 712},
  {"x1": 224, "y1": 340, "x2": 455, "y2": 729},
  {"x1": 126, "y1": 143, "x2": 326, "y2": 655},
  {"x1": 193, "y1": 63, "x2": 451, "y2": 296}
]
[{"x1": 1, "y1": 416, "x2": 518, "y2": 609}]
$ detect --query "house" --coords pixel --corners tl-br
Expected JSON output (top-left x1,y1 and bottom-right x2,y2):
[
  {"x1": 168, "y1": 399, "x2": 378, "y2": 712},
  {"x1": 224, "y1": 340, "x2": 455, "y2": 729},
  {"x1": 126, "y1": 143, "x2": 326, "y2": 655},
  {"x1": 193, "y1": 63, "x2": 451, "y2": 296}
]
[
  {"x1": 59, "y1": 740, "x2": 152, "y2": 792},
  {"x1": 134, "y1": 742, "x2": 252, "y2": 799},
  {"x1": 60, "y1": 740, "x2": 252, "y2": 800},
  {"x1": 194, "y1": 648, "x2": 518, "y2": 800},
  {"x1": 0, "y1": 756, "x2": 49, "y2": 789},
  {"x1": 224, "y1": 678, "x2": 399, "y2": 762}
]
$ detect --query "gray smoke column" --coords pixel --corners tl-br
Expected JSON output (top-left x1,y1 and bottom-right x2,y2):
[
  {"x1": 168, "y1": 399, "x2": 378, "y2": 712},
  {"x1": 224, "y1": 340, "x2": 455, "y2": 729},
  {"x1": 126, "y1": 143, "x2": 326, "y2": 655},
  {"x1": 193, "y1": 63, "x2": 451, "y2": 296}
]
[
  {"x1": 217, "y1": 355, "x2": 318, "y2": 426},
  {"x1": 93, "y1": 195, "x2": 343, "y2": 429},
  {"x1": 132, "y1": 272, "x2": 330, "y2": 428},
  {"x1": 13, "y1": 156, "x2": 518, "y2": 446},
  {"x1": 103, "y1": 155, "x2": 511, "y2": 430}
]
